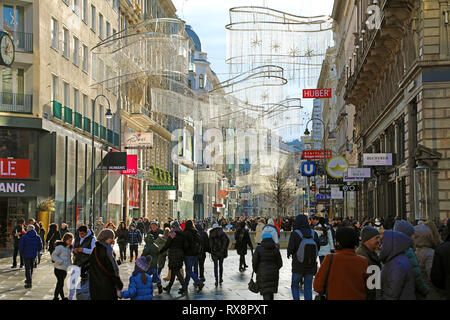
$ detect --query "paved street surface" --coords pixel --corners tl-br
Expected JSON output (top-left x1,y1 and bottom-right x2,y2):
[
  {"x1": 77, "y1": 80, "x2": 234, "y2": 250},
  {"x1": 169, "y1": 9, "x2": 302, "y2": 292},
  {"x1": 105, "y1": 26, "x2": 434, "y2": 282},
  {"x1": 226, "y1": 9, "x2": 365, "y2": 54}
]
[{"x1": 0, "y1": 245, "x2": 317, "y2": 300}]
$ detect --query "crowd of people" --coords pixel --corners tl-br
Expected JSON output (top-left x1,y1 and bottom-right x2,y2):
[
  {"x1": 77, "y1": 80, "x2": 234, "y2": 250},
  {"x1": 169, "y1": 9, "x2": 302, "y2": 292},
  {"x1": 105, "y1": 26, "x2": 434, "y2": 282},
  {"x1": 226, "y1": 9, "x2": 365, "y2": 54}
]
[{"x1": 10, "y1": 214, "x2": 450, "y2": 300}]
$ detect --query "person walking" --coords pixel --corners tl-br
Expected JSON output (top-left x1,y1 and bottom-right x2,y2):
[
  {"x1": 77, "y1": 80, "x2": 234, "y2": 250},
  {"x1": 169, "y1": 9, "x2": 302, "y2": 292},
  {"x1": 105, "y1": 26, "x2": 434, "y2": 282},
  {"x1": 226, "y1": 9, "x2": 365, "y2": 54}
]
[
  {"x1": 60, "y1": 223, "x2": 69, "y2": 238},
  {"x1": 209, "y1": 223, "x2": 230, "y2": 286},
  {"x1": 94, "y1": 218, "x2": 104, "y2": 237},
  {"x1": 252, "y1": 232, "x2": 283, "y2": 300},
  {"x1": 314, "y1": 227, "x2": 368, "y2": 300},
  {"x1": 379, "y1": 230, "x2": 416, "y2": 300},
  {"x1": 159, "y1": 221, "x2": 187, "y2": 295},
  {"x1": 287, "y1": 214, "x2": 320, "y2": 300},
  {"x1": 262, "y1": 218, "x2": 280, "y2": 248},
  {"x1": 355, "y1": 225, "x2": 382, "y2": 300},
  {"x1": 196, "y1": 221, "x2": 210, "y2": 282},
  {"x1": 128, "y1": 223, "x2": 142, "y2": 262},
  {"x1": 235, "y1": 221, "x2": 253, "y2": 272},
  {"x1": 314, "y1": 218, "x2": 335, "y2": 265},
  {"x1": 88, "y1": 229, "x2": 123, "y2": 300},
  {"x1": 149, "y1": 221, "x2": 164, "y2": 240},
  {"x1": 142, "y1": 232, "x2": 163, "y2": 294},
  {"x1": 73, "y1": 225, "x2": 96, "y2": 278},
  {"x1": 51, "y1": 232, "x2": 74, "y2": 300},
  {"x1": 104, "y1": 221, "x2": 116, "y2": 231},
  {"x1": 182, "y1": 220, "x2": 204, "y2": 292},
  {"x1": 115, "y1": 221, "x2": 128, "y2": 262},
  {"x1": 120, "y1": 256, "x2": 153, "y2": 300},
  {"x1": 414, "y1": 224, "x2": 446, "y2": 300},
  {"x1": 46, "y1": 223, "x2": 61, "y2": 258},
  {"x1": 11, "y1": 218, "x2": 26, "y2": 268},
  {"x1": 19, "y1": 225, "x2": 43, "y2": 288},
  {"x1": 431, "y1": 223, "x2": 450, "y2": 300},
  {"x1": 155, "y1": 228, "x2": 169, "y2": 277}
]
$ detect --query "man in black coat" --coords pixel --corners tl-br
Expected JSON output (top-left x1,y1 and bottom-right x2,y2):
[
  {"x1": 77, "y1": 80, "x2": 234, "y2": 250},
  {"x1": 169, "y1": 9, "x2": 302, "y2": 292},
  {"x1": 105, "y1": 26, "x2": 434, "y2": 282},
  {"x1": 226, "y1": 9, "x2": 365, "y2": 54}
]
[
  {"x1": 287, "y1": 214, "x2": 320, "y2": 300},
  {"x1": 196, "y1": 221, "x2": 209, "y2": 282},
  {"x1": 235, "y1": 221, "x2": 253, "y2": 272},
  {"x1": 431, "y1": 223, "x2": 450, "y2": 300},
  {"x1": 182, "y1": 220, "x2": 204, "y2": 292},
  {"x1": 11, "y1": 218, "x2": 25, "y2": 268}
]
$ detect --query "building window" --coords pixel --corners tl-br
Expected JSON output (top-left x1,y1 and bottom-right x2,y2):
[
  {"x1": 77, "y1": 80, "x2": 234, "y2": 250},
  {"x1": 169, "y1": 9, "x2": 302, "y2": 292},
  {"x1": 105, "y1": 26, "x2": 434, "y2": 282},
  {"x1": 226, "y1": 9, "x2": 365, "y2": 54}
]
[
  {"x1": 62, "y1": 0, "x2": 69, "y2": 6},
  {"x1": 99, "y1": 13, "x2": 104, "y2": 39},
  {"x1": 106, "y1": 21, "x2": 111, "y2": 38},
  {"x1": 397, "y1": 117, "x2": 405, "y2": 164},
  {"x1": 113, "y1": 0, "x2": 119, "y2": 11},
  {"x1": 91, "y1": 5, "x2": 96, "y2": 32},
  {"x1": 63, "y1": 82, "x2": 70, "y2": 107},
  {"x1": 51, "y1": 74, "x2": 59, "y2": 101},
  {"x1": 82, "y1": 0, "x2": 88, "y2": 23},
  {"x1": 98, "y1": 58, "x2": 104, "y2": 82},
  {"x1": 73, "y1": 0, "x2": 80, "y2": 16},
  {"x1": 73, "y1": 88, "x2": 79, "y2": 113},
  {"x1": 199, "y1": 74, "x2": 204, "y2": 89},
  {"x1": 72, "y1": 36, "x2": 79, "y2": 66},
  {"x1": 62, "y1": 27, "x2": 69, "y2": 59},
  {"x1": 83, "y1": 94, "x2": 88, "y2": 117},
  {"x1": 51, "y1": 18, "x2": 59, "y2": 50},
  {"x1": 82, "y1": 44, "x2": 88, "y2": 73},
  {"x1": 91, "y1": 52, "x2": 97, "y2": 80}
]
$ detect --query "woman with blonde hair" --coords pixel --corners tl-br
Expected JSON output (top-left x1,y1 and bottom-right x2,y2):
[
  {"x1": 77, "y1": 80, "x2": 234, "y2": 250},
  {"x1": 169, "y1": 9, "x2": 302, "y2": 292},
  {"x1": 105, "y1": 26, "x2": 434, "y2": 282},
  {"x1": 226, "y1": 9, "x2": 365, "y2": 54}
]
[{"x1": 424, "y1": 220, "x2": 442, "y2": 249}]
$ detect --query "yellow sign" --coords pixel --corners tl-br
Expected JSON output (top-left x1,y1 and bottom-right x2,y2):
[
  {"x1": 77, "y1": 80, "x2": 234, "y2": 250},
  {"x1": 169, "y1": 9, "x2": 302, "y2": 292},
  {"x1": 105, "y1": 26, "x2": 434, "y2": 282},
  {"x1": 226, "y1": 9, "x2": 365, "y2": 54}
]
[{"x1": 326, "y1": 156, "x2": 349, "y2": 178}]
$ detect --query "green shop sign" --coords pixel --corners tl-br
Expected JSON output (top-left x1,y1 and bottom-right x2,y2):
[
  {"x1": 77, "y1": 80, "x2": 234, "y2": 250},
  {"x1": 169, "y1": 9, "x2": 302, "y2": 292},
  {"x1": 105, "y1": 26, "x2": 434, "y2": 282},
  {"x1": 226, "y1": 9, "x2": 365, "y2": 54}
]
[{"x1": 148, "y1": 185, "x2": 177, "y2": 191}]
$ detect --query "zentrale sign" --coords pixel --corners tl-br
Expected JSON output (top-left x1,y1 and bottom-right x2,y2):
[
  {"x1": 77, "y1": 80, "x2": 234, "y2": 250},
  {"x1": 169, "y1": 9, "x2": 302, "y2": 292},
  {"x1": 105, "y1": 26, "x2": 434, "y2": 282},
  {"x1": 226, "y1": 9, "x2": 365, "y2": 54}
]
[
  {"x1": 303, "y1": 89, "x2": 332, "y2": 98},
  {"x1": 0, "y1": 159, "x2": 30, "y2": 178}
]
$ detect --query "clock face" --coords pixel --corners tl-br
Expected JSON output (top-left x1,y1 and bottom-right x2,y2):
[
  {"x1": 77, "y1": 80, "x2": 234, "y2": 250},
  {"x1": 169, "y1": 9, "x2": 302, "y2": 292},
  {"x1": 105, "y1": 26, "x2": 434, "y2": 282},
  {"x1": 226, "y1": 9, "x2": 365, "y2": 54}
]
[{"x1": 1, "y1": 35, "x2": 15, "y2": 66}]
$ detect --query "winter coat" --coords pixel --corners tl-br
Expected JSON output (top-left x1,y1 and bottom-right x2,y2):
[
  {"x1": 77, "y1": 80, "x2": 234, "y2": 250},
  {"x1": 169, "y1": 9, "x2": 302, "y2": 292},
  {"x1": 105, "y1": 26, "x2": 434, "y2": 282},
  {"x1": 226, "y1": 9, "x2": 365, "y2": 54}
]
[
  {"x1": 38, "y1": 228, "x2": 46, "y2": 247},
  {"x1": 52, "y1": 241, "x2": 72, "y2": 271},
  {"x1": 95, "y1": 222, "x2": 104, "y2": 236},
  {"x1": 19, "y1": 230, "x2": 43, "y2": 259},
  {"x1": 262, "y1": 224, "x2": 279, "y2": 245},
  {"x1": 127, "y1": 229, "x2": 142, "y2": 246},
  {"x1": 142, "y1": 235, "x2": 159, "y2": 269},
  {"x1": 136, "y1": 221, "x2": 146, "y2": 235},
  {"x1": 252, "y1": 238, "x2": 282, "y2": 295},
  {"x1": 115, "y1": 227, "x2": 129, "y2": 244},
  {"x1": 46, "y1": 229, "x2": 61, "y2": 254},
  {"x1": 379, "y1": 230, "x2": 416, "y2": 300},
  {"x1": 287, "y1": 215, "x2": 320, "y2": 275},
  {"x1": 313, "y1": 249, "x2": 369, "y2": 300},
  {"x1": 88, "y1": 241, "x2": 123, "y2": 300},
  {"x1": 160, "y1": 231, "x2": 185, "y2": 270},
  {"x1": 355, "y1": 243, "x2": 382, "y2": 300},
  {"x1": 235, "y1": 228, "x2": 253, "y2": 256},
  {"x1": 182, "y1": 228, "x2": 201, "y2": 257},
  {"x1": 414, "y1": 225, "x2": 446, "y2": 300},
  {"x1": 197, "y1": 227, "x2": 210, "y2": 258},
  {"x1": 255, "y1": 222, "x2": 265, "y2": 244},
  {"x1": 430, "y1": 236, "x2": 450, "y2": 300},
  {"x1": 209, "y1": 227, "x2": 230, "y2": 260},
  {"x1": 60, "y1": 227, "x2": 69, "y2": 238},
  {"x1": 121, "y1": 273, "x2": 153, "y2": 300},
  {"x1": 405, "y1": 246, "x2": 429, "y2": 297},
  {"x1": 316, "y1": 227, "x2": 335, "y2": 257},
  {"x1": 154, "y1": 235, "x2": 168, "y2": 268},
  {"x1": 11, "y1": 224, "x2": 25, "y2": 246}
]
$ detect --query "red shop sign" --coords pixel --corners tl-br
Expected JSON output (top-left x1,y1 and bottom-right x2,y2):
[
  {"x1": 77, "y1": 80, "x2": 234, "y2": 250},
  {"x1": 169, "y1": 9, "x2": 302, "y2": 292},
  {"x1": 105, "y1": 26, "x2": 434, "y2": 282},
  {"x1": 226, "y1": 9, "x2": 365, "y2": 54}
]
[
  {"x1": 129, "y1": 178, "x2": 140, "y2": 207},
  {"x1": 302, "y1": 150, "x2": 332, "y2": 160},
  {"x1": 0, "y1": 159, "x2": 30, "y2": 178},
  {"x1": 303, "y1": 89, "x2": 332, "y2": 98},
  {"x1": 121, "y1": 155, "x2": 138, "y2": 175}
]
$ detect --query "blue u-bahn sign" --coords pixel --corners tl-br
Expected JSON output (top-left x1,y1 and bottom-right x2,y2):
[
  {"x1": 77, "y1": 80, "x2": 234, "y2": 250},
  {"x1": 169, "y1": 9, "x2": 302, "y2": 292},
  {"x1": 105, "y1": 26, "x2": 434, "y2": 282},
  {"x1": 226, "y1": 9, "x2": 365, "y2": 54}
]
[{"x1": 301, "y1": 161, "x2": 316, "y2": 177}]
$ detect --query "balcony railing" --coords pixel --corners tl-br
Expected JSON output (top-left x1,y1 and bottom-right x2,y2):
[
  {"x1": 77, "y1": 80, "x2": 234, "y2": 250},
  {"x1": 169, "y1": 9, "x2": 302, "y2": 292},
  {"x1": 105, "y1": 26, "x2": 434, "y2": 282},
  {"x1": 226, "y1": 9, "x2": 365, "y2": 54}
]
[
  {"x1": 0, "y1": 92, "x2": 32, "y2": 114},
  {"x1": 11, "y1": 32, "x2": 33, "y2": 53}
]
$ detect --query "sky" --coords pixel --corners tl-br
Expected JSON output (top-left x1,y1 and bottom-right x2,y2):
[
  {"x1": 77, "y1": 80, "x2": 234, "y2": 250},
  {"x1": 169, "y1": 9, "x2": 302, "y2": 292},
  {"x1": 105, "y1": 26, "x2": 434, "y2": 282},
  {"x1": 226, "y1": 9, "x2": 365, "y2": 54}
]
[{"x1": 171, "y1": 0, "x2": 335, "y2": 141}]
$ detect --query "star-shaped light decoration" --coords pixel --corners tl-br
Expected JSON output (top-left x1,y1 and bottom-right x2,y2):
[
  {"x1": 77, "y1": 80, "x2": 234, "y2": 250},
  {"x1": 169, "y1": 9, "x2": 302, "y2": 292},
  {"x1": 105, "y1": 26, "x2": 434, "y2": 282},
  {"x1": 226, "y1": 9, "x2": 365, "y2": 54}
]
[
  {"x1": 271, "y1": 42, "x2": 281, "y2": 52},
  {"x1": 251, "y1": 37, "x2": 262, "y2": 48},
  {"x1": 288, "y1": 47, "x2": 300, "y2": 58},
  {"x1": 261, "y1": 92, "x2": 269, "y2": 101},
  {"x1": 305, "y1": 48, "x2": 314, "y2": 58}
]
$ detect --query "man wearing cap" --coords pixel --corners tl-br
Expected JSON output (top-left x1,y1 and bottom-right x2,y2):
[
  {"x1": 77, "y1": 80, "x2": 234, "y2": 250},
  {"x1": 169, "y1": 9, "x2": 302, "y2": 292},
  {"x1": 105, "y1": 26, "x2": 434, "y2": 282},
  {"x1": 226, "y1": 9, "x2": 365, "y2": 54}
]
[
  {"x1": 356, "y1": 226, "x2": 382, "y2": 300},
  {"x1": 149, "y1": 220, "x2": 163, "y2": 240}
]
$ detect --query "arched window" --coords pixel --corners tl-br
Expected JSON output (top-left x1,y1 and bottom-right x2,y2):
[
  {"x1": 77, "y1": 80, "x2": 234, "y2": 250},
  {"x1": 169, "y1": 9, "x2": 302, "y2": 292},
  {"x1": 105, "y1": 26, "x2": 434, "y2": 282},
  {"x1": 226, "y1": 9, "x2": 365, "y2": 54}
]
[{"x1": 199, "y1": 74, "x2": 204, "y2": 89}]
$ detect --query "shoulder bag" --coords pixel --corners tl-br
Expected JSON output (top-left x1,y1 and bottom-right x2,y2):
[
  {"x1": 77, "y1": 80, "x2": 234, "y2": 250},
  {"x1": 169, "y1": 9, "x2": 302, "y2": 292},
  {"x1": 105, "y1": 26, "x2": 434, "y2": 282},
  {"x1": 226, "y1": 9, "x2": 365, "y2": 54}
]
[{"x1": 248, "y1": 271, "x2": 259, "y2": 293}]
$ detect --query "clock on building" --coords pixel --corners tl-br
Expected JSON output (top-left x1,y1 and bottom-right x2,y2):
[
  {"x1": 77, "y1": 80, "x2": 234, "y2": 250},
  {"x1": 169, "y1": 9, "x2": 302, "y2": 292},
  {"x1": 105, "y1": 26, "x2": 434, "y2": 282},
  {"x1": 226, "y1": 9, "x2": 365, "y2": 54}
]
[{"x1": 0, "y1": 31, "x2": 15, "y2": 67}]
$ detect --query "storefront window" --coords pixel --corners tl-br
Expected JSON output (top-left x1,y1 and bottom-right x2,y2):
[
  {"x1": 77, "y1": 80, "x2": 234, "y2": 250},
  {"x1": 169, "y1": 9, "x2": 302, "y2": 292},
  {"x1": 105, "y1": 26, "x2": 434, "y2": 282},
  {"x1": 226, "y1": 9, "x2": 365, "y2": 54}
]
[{"x1": 0, "y1": 128, "x2": 39, "y2": 179}]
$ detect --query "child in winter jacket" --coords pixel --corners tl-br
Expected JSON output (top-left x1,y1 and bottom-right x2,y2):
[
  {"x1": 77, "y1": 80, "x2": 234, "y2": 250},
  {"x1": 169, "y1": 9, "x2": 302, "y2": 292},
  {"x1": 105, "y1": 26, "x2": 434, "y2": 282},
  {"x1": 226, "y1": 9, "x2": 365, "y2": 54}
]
[
  {"x1": 120, "y1": 256, "x2": 153, "y2": 300},
  {"x1": 128, "y1": 224, "x2": 142, "y2": 262},
  {"x1": 51, "y1": 233, "x2": 74, "y2": 300}
]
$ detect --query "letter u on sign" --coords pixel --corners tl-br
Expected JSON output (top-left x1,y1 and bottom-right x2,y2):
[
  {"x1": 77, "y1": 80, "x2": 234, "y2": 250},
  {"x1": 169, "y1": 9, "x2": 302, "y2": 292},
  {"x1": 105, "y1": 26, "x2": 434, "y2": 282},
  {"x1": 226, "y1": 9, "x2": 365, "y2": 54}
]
[{"x1": 301, "y1": 162, "x2": 316, "y2": 176}]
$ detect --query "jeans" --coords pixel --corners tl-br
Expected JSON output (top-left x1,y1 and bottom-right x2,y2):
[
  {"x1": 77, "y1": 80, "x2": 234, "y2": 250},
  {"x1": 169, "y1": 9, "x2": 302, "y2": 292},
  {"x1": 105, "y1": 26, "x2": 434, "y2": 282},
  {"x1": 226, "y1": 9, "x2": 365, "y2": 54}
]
[
  {"x1": 147, "y1": 267, "x2": 161, "y2": 285},
  {"x1": 54, "y1": 268, "x2": 67, "y2": 299},
  {"x1": 239, "y1": 254, "x2": 246, "y2": 269},
  {"x1": 184, "y1": 256, "x2": 201, "y2": 286},
  {"x1": 213, "y1": 258, "x2": 224, "y2": 281},
  {"x1": 319, "y1": 256, "x2": 325, "y2": 265},
  {"x1": 118, "y1": 242, "x2": 127, "y2": 260},
  {"x1": 129, "y1": 244, "x2": 138, "y2": 259},
  {"x1": 291, "y1": 273, "x2": 314, "y2": 300},
  {"x1": 263, "y1": 293, "x2": 274, "y2": 300},
  {"x1": 197, "y1": 256, "x2": 206, "y2": 279},
  {"x1": 12, "y1": 245, "x2": 23, "y2": 267},
  {"x1": 24, "y1": 257, "x2": 35, "y2": 284}
]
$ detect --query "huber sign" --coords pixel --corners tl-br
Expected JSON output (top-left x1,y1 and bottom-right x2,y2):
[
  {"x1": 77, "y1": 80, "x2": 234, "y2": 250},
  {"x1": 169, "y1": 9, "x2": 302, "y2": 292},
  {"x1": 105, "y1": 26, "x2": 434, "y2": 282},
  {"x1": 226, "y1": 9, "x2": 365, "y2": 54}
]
[
  {"x1": 303, "y1": 89, "x2": 332, "y2": 98},
  {"x1": 0, "y1": 159, "x2": 30, "y2": 178}
]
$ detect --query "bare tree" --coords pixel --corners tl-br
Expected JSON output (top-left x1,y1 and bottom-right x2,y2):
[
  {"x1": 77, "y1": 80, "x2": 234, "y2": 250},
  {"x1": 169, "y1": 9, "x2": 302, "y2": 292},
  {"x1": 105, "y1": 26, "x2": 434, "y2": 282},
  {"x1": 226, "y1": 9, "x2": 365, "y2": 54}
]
[{"x1": 266, "y1": 167, "x2": 296, "y2": 217}]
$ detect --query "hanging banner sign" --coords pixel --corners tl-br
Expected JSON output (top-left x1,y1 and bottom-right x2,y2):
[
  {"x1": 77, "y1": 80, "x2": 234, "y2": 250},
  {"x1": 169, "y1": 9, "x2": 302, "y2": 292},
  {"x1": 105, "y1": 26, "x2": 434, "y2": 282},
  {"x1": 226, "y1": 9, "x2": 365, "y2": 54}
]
[
  {"x1": 339, "y1": 185, "x2": 361, "y2": 192},
  {"x1": 303, "y1": 89, "x2": 332, "y2": 98},
  {"x1": 121, "y1": 155, "x2": 138, "y2": 175},
  {"x1": 343, "y1": 176, "x2": 364, "y2": 182},
  {"x1": 0, "y1": 159, "x2": 30, "y2": 178},
  {"x1": 302, "y1": 150, "x2": 332, "y2": 160},
  {"x1": 347, "y1": 168, "x2": 371, "y2": 178},
  {"x1": 125, "y1": 132, "x2": 153, "y2": 149},
  {"x1": 98, "y1": 152, "x2": 127, "y2": 170},
  {"x1": 363, "y1": 153, "x2": 392, "y2": 166}
]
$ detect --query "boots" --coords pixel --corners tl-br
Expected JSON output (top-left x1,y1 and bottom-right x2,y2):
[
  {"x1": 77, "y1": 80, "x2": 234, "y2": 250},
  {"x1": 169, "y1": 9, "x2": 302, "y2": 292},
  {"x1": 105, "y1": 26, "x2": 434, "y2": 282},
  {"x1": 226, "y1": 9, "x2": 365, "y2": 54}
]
[
  {"x1": 163, "y1": 270, "x2": 171, "y2": 281},
  {"x1": 157, "y1": 283, "x2": 163, "y2": 294}
]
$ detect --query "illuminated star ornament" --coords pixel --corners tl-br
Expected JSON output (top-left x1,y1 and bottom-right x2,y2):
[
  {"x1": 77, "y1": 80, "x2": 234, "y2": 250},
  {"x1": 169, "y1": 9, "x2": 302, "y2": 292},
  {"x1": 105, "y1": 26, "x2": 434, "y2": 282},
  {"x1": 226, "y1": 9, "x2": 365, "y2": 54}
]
[
  {"x1": 288, "y1": 47, "x2": 300, "y2": 57},
  {"x1": 250, "y1": 37, "x2": 262, "y2": 48},
  {"x1": 271, "y1": 42, "x2": 281, "y2": 51},
  {"x1": 305, "y1": 48, "x2": 314, "y2": 58}
]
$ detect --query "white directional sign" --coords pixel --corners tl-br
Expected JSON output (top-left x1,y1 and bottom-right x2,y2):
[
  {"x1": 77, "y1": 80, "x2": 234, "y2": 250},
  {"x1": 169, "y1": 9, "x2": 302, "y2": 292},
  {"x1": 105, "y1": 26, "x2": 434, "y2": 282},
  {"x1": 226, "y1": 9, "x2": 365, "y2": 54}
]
[
  {"x1": 363, "y1": 153, "x2": 392, "y2": 166},
  {"x1": 344, "y1": 176, "x2": 364, "y2": 182},
  {"x1": 347, "y1": 168, "x2": 371, "y2": 178}
]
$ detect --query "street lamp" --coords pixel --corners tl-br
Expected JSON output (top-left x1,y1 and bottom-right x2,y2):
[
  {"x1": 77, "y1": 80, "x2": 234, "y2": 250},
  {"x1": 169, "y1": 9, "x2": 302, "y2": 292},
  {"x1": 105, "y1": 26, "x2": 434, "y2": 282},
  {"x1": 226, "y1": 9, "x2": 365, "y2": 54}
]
[{"x1": 91, "y1": 94, "x2": 112, "y2": 229}]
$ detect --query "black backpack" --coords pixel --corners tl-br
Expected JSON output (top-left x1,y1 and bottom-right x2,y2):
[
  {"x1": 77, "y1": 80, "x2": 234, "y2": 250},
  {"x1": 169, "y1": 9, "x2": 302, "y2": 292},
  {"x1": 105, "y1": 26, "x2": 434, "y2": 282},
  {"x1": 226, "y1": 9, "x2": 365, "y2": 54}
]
[{"x1": 319, "y1": 229, "x2": 328, "y2": 246}]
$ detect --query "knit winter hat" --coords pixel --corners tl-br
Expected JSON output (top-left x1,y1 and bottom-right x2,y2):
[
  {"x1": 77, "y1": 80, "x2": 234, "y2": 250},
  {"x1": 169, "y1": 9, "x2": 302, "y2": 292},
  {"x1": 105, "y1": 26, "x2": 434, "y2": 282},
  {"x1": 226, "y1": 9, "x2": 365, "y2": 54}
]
[
  {"x1": 135, "y1": 256, "x2": 151, "y2": 272},
  {"x1": 170, "y1": 221, "x2": 180, "y2": 230},
  {"x1": 360, "y1": 226, "x2": 380, "y2": 243},
  {"x1": 97, "y1": 229, "x2": 115, "y2": 242},
  {"x1": 262, "y1": 232, "x2": 272, "y2": 240},
  {"x1": 394, "y1": 220, "x2": 415, "y2": 238}
]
